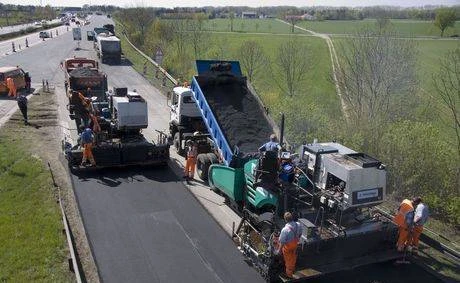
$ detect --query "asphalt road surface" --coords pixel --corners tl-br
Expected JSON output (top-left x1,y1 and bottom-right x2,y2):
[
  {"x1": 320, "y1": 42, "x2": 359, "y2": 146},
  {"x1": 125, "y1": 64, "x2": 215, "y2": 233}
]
[{"x1": 72, "y1": 167, "x2": 262, "y2": 282}]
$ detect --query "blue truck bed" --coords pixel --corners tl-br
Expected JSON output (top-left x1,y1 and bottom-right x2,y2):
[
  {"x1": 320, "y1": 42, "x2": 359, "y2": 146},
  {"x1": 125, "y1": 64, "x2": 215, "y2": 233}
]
[{"x1": 190, "y1": 60, "x2": 273, "y2": 166}]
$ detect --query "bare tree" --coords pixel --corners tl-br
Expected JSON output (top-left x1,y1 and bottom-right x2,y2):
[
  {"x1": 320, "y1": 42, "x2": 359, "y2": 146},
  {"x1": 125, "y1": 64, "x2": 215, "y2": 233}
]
[
  {"x1": 168, "y1": 19, "x2": 189, "y2": 57},
  {"x1": 188, "y1": 13, "x2": 209, "y2": 58},
  {"x1": 434, "y1": 48, "x2": 460, "y2": 156},
  {"x1": 238, "y1": 40, "x2": 268, "y2": 82},
  {"x1": 275, "y1": 38, "x2": 310, "y2": 96},
  {"x1": 229, "y1": 11, "x2": 235, "y2": 32},
  {"x1": 336, "y1": 27, "x2": 418, "y2": 122},
  {"x1": 130, "y1": 7, "x2": 155, "y2": 41}
]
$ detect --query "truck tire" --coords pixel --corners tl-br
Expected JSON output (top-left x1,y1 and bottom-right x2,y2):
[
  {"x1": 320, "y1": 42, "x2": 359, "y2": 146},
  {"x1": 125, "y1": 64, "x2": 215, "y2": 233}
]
[
  {"x1": 173, "y1": 132, "x2": 183, "y2": 156},
  {"x1": 206, "y1": 153, "x2": 218, "y2": 164},
  {"x1": 196, "y1": 154, "x2": 210, "y2": 181}
]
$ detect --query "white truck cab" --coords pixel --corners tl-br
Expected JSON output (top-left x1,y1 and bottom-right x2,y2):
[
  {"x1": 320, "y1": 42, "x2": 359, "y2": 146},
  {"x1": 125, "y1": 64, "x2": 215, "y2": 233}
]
[{"x1": 169, "y1": 86, "x2": 201, "y2": 126}]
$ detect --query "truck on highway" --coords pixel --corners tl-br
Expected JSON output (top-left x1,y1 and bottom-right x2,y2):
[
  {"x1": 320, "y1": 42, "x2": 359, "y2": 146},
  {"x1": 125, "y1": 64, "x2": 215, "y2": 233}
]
[
  {"x1": 95, "y1": 33, "x2": 121, "y2": 64},
  {"x1": 62, "y1": 57, "x2": 108, "y2": 130},
  {"x1": 63, "y1": 87, "x2": 169, "y2": 170},
  {"x1": 170, "y1": 60, "x2": 399, "y2": 281}
]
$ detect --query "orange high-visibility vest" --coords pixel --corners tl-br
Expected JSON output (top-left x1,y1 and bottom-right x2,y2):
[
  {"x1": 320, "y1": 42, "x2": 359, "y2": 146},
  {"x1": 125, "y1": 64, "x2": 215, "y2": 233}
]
[{"x1": 393, "y1": 199, "x2": 414, "y2": 228}]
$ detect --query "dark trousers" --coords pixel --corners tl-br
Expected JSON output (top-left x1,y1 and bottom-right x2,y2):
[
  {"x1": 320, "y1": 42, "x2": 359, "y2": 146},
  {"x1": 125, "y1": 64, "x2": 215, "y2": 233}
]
[{"x1": 18, "y1": 105, "x2": 28, "y2": 122}]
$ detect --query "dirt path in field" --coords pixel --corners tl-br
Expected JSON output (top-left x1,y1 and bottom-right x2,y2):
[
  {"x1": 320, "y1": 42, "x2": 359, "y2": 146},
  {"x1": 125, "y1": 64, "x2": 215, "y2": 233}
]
[{"x1": 276, "y1": 19, "x2": 350, "y2": 120}]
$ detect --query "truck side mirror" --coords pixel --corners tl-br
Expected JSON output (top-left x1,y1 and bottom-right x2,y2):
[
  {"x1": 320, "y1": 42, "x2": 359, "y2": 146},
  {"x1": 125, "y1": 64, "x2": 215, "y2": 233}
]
[{"x1": 166, "y1": 92, "x2": 171, "y2": 107}]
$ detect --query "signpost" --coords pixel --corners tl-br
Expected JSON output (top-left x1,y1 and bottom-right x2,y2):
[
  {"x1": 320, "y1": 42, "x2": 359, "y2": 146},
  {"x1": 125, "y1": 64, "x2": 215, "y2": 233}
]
[
  {"x1": 72, "y1": 27, "x2": 82, "y2": 50},
  {"x1": 154, "y1": 48, "x2": 163, "y2": 65}
]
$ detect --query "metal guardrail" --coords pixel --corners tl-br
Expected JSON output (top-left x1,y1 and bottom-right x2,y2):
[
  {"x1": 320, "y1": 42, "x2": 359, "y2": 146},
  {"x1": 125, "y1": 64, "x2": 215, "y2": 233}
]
[
  {"x1": 121, "y1": 31, "x2": 178, "y2": 86},
  {"x1": 48, "y1": 162, "x2": 83, "y2": 283}
]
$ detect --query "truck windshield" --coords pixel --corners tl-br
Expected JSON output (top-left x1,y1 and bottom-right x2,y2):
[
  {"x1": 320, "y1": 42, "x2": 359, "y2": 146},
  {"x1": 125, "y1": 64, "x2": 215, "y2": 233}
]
[{"x1": 101, "y1": 41, "x2": 120, "y2": 53}]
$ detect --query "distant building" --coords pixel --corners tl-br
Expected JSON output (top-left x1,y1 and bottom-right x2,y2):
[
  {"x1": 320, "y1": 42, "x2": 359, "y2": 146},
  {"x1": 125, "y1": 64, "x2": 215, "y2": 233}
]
[
  {"x1": 242, "y1": 11, "x2": 257, "y2": 19},
  {"x1": 301, "y1": 13, "x2": 316, "y2": 21}
]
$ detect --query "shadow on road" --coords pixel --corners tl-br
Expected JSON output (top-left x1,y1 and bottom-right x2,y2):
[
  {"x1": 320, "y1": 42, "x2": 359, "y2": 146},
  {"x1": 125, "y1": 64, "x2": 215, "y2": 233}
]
[{"x1": 72, "y1": 164, "x2": 176, "y2": 187}]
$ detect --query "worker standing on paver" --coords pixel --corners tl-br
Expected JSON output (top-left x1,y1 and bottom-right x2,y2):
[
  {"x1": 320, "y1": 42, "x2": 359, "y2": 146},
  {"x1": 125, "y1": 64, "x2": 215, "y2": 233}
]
[
  {"x1": 80, "y1": 128, "x2": 96, "y2": 166},
  {"x1": 393, "y1": 198, "x2": 415, "y2": 252},
  {"x1": 184, "y1": 139, "x2": 198, "y2": 180},
  {"x1": 16, "y1": 94, "x2": 28, "y2": 125},
  {"x1": 409, "y1": 197, "x2": 429, "y2": 254},
  {"x1": 6, "y1": 77, "x2": 17, "y2": 97},
  {"x1": 259, "y1": 133, "x2": 281, "y2": 153},
  {"x1": 277, "y1": 212, "x2": 302, "y2": 279}
]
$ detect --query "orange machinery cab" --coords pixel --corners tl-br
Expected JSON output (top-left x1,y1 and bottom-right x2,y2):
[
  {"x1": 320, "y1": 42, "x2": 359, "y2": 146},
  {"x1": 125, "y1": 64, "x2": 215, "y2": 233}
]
[{"x1": 0, "y1": 66, "x2": 27, "y2": 94}]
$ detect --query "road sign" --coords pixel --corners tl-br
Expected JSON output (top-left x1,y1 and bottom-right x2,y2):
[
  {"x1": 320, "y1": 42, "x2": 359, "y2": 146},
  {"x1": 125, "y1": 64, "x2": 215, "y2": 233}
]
[
  {"x1": 72, "y1": 28, "x2": 82, "y2": 41},
  {"x1": 154, "y1": 48, "x2": 163, "y2": 65}
]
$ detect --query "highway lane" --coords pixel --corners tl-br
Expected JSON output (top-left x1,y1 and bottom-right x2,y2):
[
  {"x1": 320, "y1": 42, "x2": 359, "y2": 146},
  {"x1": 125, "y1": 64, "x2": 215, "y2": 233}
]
[
  {"x1": 72, "y1": 167, "x2": 262, "y2": 283},
  {"x1": 0, "y1": 19, "x2": 61, "y2": 35},
  {"x1": 0, "y1": 15, "x2": 263, "y2": 282}
]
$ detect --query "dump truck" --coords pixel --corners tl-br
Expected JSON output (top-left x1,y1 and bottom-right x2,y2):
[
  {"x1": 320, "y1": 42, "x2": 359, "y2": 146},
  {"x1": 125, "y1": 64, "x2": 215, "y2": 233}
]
[
  {"x1": 62, "y1": 57, "x2": 108, "y2": 131},
  {"x1": 170, "y1": 60, "x2": 399, "y2": 282},
  {"x1": 95, "y1": 33, "x2": 121, "y2": 64},
  {"x1": 63, "y1": 87, "x2": 169, "y2": 170}
]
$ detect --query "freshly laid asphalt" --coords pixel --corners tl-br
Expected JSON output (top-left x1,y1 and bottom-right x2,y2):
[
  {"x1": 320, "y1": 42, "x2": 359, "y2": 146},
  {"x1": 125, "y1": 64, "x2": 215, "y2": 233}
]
[{"x1": 71, "y1": 167, "x2": 262, "y2": 283}]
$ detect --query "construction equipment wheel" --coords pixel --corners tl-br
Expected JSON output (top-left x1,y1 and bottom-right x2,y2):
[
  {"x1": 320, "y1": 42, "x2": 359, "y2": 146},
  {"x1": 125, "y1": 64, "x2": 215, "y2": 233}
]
[
  {"x1": 196, "y1": 153, "x2": 210, "y2": 181},
  {"x1": 173, "y1": 132, "x2": 183, "y2": 156}
]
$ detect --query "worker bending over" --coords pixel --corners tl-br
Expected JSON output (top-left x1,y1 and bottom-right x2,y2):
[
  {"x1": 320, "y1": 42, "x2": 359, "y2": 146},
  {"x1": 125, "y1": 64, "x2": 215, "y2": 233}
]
[
  {"x1": 6, "y1": 77, "x2": 17, "y2": 97},
  {"x1": 259, "y1": 133, "x2": 281, "y2": 153},
  {"x1": 409, "y1": 197, "x2": 429, "y2": 254},
  {"x1": 277, "y1": 212, "x2": 302, "y2": 278},
  {"x1": 80, "y1": 128, "x2": 96, "y2": 166},
  {"x1": 393, "y1": 198, "x2": 415, "y2": 252},
  {"x1": 184, "y1": 140, "x2": 198, "y2": 180}
]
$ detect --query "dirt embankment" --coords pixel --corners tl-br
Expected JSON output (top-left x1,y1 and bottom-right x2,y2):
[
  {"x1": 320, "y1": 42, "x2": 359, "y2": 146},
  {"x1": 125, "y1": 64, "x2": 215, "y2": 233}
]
[{"x1": 8, "y1": 89, "x2": 100, "y2": 283}]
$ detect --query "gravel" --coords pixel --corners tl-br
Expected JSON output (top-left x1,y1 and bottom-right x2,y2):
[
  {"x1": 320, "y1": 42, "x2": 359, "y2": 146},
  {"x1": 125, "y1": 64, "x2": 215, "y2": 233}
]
[
  {"x1": 69, "y1": 66, "x2": 100, "y2": 78},
  {"x1": 198, "y1": 75, "x2": 273, "y2": 154}
]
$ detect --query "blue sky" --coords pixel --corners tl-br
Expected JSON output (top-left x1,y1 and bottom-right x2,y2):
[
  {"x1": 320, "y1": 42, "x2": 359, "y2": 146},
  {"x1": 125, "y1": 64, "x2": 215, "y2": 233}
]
[{"x1": 4, "y1": 0, "x2": 459, "y2": 8}]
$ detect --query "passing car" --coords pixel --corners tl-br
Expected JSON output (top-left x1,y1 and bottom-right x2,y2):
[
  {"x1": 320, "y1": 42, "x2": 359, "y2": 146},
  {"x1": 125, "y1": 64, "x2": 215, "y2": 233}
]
[
  {"x1": 65, "y1": 22, "x2": 70, "y2": 26},
  {"x1": 39, "y1": 31, "x2": 50, "y2": 38}
]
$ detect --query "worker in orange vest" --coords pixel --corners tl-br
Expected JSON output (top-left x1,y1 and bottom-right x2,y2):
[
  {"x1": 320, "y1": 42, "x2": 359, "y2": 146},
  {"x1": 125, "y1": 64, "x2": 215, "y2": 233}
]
[
  {"x1": 277, "y1": 212, "x2": 303, "y2": 278},
  {"x1": 6, "y1": 77, "x2": 17, "y2": 97},
  {"x1": 80, "y1": 128, "x2": 96, "y2": 166},
  {"x1": 183, "y1": 139, "x2": 198, "y2": 180},
  {"x1": 409, "y1": 197, "x2": 429, "y2": 254},
  {"x1": 393, "y1": 198, "x2": 415, "y2": 252}
]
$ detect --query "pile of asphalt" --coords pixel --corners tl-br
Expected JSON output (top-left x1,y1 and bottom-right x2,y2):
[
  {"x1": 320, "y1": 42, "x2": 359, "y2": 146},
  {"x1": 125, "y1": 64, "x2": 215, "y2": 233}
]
[
  {"x1": 197, "y1": 75, "x2": 273, "y2": 154},
  {"x1": 69, "y1": 67, "x2": 100, "y2": 78}
]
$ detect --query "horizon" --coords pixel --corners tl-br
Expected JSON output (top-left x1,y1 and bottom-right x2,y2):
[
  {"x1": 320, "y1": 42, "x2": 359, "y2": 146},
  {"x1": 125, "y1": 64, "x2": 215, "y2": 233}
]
[{"x1": 1, "y1": 1, "x2": 459, "y2": 9}]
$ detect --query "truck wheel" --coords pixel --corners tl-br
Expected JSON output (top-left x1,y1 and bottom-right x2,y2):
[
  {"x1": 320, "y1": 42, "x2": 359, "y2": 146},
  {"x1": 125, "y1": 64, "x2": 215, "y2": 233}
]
[
  {"x1": 173, "y1": 133, "x2": 183, "y2": 156},
  {"x1": 196, "y1": 154, "x2": 210, "y2": 181},
  {"x1": 206, "y1": 153, "x2": 218, "y2": 164}
]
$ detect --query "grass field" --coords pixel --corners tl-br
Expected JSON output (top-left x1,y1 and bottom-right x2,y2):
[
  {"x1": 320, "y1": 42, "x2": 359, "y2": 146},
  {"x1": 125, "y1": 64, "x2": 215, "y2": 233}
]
[
  {"x1": 203, "y1": 18, "x2": 307, "y2": 34},
  {"x1": 0, "y1": 92, "x2": 71, "y2": 282},
  {"x1": 301, "y1": 19, "x2": 460, "y2": 37}
]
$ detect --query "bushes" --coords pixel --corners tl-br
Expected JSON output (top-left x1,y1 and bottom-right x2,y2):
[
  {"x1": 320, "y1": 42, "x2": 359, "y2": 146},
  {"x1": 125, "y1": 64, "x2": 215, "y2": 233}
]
[{"x1": 379, "y1": 121, "x2": 459, "y2": 224}]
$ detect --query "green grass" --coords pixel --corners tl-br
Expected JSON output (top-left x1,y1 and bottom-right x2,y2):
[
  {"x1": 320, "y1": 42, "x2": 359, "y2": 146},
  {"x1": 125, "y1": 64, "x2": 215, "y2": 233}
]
[
  {"x1": 301, "y1": 19, "x2": 460, "y2": 37},
  {"x1": 204, "y1": 19, "x2": 307, "y2": 34},
  {"x1": 0, "y1": 102, "x2": 71, "y2": 282}
]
